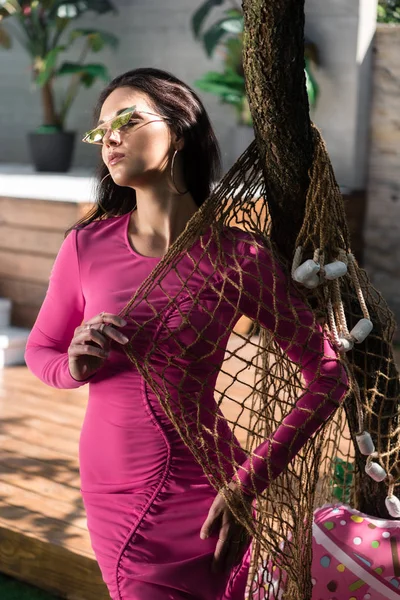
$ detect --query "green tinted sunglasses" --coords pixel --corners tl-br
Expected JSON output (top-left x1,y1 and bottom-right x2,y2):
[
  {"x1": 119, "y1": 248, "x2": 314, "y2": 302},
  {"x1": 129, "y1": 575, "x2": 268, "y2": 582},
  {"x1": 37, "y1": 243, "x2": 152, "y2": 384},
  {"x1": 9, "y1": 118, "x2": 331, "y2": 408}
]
[{"x1": 82, "y1": 105, "x2": 170, "y2": 145}]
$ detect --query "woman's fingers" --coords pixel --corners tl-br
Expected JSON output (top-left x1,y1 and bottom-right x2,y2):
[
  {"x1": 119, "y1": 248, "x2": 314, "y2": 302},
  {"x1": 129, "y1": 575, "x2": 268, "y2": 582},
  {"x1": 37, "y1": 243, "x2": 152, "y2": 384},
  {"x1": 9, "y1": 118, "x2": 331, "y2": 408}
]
[
  {"x1": 85, "y1": 312, "x2": 127, "y2": 328},
  {"x1": 223, "y1": 533, "x2": 251, "y2": 572},
  {"x1": 211, "y1": 513, "x2": 231, "y2": 573},
  {"x1": 79, "y1": 314, "x2": 129, "y2": 346},
  {"x1": 99, "y1": 324, "x2": 129, "y2": 345},
  {"x1": 212, "y1": 515, "x2": 251, "y2": 573},
  {"x1": 74, "y1": 327, "x2": 109, "y2": 349},
  {"x1": 211, "y1": 535, "x2": 230, "y2": 574},
  {"x1": 68, "y1": 343, "x2": 109, "y2": 359}
]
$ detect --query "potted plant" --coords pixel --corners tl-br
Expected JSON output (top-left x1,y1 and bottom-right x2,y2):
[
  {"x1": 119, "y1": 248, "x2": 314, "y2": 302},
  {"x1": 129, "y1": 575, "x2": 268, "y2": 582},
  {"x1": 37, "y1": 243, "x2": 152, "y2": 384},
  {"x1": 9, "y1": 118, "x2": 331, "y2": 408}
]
[
  {"x1": 0, "y1": 0, "x2": 118, "y2": 172},
  {"x1": 377, "y1": 0, "x2": 400, "y2": 22},
  {"x1": 191, "y1": 1, "x2": 319, "y2": 163}
]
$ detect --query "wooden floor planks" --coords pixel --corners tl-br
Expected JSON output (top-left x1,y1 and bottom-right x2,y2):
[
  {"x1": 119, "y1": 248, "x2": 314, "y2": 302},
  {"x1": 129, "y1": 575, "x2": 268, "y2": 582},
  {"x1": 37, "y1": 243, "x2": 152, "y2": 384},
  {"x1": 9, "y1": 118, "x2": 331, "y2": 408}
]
[
  {"x1": 0, "y1": 365, "x2": 109, "y2": 599},
  {"x1": 1, "y1": 346, "x2": 399, "y2": 599}
]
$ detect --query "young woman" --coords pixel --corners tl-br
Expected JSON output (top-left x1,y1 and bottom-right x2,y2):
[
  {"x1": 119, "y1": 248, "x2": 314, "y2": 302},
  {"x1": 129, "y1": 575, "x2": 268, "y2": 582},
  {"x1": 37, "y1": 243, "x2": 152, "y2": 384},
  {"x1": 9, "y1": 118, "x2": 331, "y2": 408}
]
[{"x1": 25, "y1": 67, "x2": 349, "y2": 600}]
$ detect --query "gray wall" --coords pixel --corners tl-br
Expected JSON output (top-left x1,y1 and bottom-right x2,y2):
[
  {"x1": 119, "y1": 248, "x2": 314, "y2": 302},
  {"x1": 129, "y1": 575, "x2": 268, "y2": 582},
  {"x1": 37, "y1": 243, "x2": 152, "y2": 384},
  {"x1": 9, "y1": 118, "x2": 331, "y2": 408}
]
[
  {"x1": 0, "y1": 0, "x2": 376, "y2": 187},
  {"x1": 364, "y1": 26, "x2": 400, "y2": 340},
  {"x1": 304, "y1": 0, "x2": 377, "y2": 190}
]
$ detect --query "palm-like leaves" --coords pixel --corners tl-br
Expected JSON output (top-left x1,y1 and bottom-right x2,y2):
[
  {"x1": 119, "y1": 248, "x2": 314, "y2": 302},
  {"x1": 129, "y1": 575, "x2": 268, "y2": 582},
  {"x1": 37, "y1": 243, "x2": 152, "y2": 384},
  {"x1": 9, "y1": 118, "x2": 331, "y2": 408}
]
[
  {"x1": 377, "y1": 0, "x2": 400, "y2": 22},
  {"x1": 0, "y1": 1, "x2": 118, "y2": 128},
  {"x1": 191, "y1": 0, "x2": 320, "y2": 125}
]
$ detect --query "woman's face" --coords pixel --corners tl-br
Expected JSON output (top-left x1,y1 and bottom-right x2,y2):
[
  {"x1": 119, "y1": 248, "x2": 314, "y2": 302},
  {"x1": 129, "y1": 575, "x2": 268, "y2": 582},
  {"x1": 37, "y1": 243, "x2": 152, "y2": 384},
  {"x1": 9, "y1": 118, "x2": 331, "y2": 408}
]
[{"x1": 98, "y1": 87, "x2": 178, "y2": 189}]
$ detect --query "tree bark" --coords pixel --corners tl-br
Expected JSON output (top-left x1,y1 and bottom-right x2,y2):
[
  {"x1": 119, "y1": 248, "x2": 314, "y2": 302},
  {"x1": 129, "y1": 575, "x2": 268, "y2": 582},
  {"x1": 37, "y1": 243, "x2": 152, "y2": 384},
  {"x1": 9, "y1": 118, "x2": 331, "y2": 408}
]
[
  {"x1": 241, "y1": 0, "x2": 313, "y2": 259},
  {"x1": 241, "y1": 0, "x2": 400, "y2": 518}
]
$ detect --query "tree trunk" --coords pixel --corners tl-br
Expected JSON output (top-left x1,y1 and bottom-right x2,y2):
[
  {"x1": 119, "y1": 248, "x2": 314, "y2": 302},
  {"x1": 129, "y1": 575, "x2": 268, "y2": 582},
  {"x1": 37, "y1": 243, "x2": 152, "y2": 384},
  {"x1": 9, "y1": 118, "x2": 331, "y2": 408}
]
[
  {"x1": 241, "y1": 0, "x2": 400, "y2": 517},
  {"x1": 41, "y1": 80, "x2": 60, "y2": 127},
  {"x1": 241, "y1": 0, "x2": 313, "y2": 259}
]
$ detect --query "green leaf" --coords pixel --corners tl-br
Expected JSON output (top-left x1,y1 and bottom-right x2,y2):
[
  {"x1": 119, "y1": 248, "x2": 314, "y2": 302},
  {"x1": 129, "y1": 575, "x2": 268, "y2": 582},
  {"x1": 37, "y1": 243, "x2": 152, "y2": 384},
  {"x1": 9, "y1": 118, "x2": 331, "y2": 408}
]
[
  {"x1": 194, "y1": 69, "x2": 245, "y2": 91},
  {"x1": 80, "y1": 71, "x2": 95, "y2": 87},
  {"x1": 57, "y1": 61, "x2": 109, "y2": 82},
  {"x1": 220, "y1": 16, "x2": 243, "y2": 35},
  {"x1": 203, "y1": 16, "x2": 243, "y2": 58},
  {"x1": 68, "y1": 27, "x2": 119, "y2": 51},
  {"x1": 224, "y1": 8, "x2": 243, "y2": 18},
  {"x1": 305, "y1": 58, "x2": 319, "y2": 109},
  {"x1": 35, "y1": 44, "x2": 66, "y2": 86},
  {"x1": 191, "y1": 0, "x2": 223, "y2": 39},
  {"x1": 224, "y1": 36, "x2": 243, "y2": 73},
  {"x1": 193, "y1": 73, "x2": 244, "y2": 101}
]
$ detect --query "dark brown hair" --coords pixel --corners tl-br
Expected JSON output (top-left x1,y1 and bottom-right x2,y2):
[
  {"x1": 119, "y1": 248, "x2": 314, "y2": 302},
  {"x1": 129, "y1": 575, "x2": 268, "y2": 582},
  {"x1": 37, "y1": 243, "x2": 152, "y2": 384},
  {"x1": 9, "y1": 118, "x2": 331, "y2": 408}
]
[{"x1": 67, "y1": 67, "x2": 222, "y2": 235}]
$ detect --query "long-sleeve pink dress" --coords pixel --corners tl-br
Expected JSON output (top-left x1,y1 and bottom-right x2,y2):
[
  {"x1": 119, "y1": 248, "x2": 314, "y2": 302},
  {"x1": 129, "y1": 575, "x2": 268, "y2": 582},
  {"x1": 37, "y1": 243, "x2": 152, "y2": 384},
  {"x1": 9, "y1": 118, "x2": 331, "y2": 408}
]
[{"x1": 25, "y1": 210, "x2": 349, "y2": 600}]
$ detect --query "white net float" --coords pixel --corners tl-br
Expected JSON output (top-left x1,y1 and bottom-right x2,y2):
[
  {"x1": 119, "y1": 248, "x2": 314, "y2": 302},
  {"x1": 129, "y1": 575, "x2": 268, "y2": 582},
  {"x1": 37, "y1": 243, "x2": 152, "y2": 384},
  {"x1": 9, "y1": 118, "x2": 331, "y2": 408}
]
[
  {"x1": 349, "y1": 318, "x2": 373, "y2": 344},
  {"x1": 323, "y1": 261, "x2": 348, "y2": 280},
  {"x1": 356, "y1": 431, "x2": 375, "y2": 455},
  {"x1": 302, "y1": 273, "x2": 320, "y2": 289},
  {"x1": 292, "y1": 259, "x2": 320, "y2": 284},
  {"x1": 385, "y1": 495, "x2": 400, "y2": 519},
  {"x1": 365, "y1": 460, "x2": 387, "y2": 482}
]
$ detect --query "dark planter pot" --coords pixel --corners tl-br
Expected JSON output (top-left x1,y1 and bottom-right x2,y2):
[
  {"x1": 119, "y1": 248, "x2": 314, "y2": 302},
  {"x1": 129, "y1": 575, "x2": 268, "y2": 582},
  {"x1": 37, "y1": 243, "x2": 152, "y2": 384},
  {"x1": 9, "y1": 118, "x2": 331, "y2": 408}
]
[{"x1": 28, "y1": 131, "x2": 76, "y2": 173}]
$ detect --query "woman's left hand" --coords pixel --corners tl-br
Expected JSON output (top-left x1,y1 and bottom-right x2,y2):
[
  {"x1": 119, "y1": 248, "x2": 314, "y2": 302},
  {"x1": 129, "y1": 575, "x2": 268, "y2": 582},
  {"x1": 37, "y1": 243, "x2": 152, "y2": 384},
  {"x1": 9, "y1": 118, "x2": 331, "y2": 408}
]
[{"x1": 199, "y1": 481, "x2": 253, "y2": 574}]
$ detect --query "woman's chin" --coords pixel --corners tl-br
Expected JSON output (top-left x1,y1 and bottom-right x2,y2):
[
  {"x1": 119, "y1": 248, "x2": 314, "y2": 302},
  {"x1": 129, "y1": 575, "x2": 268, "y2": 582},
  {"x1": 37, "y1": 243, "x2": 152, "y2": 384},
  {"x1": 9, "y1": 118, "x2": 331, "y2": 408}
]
[{"x1": 110, "y1": 169, "x2": 132, "y2": 187}]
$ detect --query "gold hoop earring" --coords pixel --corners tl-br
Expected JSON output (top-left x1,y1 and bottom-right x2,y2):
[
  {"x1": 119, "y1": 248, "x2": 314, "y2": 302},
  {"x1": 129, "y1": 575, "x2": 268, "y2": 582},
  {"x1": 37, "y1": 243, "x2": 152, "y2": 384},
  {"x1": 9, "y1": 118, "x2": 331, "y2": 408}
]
[
  {"x1": 100, "y1": 172, "x2": 112, "y2": 185},
  {"x1": 171, "y1": 149, "x2": 188, "y2": 195}
]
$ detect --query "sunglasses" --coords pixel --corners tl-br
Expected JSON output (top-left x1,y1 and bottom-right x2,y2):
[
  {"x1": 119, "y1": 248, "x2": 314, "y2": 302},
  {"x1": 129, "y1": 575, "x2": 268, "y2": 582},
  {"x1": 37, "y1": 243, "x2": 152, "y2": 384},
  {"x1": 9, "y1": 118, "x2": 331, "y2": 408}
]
[{"x1": 82, "y1": 105, "x2": 170, "y2": 145}]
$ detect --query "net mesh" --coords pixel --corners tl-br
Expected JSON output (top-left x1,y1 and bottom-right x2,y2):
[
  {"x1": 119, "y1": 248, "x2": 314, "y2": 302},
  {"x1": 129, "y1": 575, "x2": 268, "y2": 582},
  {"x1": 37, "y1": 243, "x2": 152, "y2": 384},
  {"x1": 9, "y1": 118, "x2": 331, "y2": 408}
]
[{"x1": 104, "y1": 124, "x2": 400, "y2": 600}]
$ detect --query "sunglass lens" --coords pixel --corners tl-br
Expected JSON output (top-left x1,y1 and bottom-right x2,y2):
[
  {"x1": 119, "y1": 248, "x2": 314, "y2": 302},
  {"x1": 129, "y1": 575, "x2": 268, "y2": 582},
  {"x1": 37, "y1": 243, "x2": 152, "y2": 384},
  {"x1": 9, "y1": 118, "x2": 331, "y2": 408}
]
[
  {"x1": 83, "y1": 128, "x2": 105, "y2": 144},
  {"x1": 91, "y1": 128, "x2": 105, "y2": 143},
  {"x1": 111, "y1": 111, "x2": 132, "y2": 131},
  {"x1": 83, "y1": 106, "x2": 136, "y2": 144}
]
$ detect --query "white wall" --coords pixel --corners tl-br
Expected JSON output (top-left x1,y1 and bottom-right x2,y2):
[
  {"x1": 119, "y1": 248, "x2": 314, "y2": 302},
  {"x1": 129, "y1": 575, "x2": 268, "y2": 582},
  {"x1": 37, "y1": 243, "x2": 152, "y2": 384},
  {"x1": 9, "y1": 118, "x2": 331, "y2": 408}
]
[
  {"x1": 364, "y1": 25, "x2": 400, "y2": 339},
  {"x1": 0, "y1": 0, "x2": 377, "y2": 186},
  {"x1": 304, "y1": 0, "x2": 378, "y2": 190}
]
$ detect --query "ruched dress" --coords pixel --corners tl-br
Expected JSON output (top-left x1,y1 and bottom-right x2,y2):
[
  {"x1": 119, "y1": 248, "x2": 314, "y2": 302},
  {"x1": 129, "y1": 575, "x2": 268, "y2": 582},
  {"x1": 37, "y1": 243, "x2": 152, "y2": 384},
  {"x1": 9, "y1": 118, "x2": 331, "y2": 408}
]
[{"x1": 24, "y1": 210, "x2": 349, "y2": 600}]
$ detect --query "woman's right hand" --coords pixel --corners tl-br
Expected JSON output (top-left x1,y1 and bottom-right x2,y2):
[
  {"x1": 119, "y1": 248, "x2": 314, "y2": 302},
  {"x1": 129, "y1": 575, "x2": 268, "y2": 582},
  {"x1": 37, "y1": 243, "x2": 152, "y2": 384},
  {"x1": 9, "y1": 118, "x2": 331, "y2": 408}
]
[{"x1": 68, "y1": 312, "x2": 129, "y2": 381}]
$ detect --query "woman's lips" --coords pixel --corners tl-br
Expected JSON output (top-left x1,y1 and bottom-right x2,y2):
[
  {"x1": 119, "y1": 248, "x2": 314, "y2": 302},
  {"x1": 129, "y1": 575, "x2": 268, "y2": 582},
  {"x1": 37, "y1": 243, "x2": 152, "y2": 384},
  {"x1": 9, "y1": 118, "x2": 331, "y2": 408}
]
[{"x1": 109, "y1": 155, "x2": 125, "y2": 166}]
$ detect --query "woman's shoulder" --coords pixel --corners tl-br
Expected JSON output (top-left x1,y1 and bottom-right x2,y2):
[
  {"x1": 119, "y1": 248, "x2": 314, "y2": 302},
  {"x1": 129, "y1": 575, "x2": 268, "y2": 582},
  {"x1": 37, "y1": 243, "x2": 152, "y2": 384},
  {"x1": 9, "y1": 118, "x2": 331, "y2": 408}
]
[
  {"x1": 70, "y1": 212, "x2": 127, "y2": 241},
  {"x1": 219, "y1": 225, "x2": 270, "y2": 251},
  {"x1": 64, "y1": 213, "x2": 128, "y2": 257}
]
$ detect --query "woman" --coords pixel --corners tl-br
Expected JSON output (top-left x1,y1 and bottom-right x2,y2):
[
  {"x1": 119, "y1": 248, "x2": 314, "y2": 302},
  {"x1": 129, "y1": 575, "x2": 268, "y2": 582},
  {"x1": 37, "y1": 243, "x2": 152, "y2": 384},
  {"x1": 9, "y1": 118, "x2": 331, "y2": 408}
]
[{"x1": 25, "y1": 67, "x2": 349, "y2": 600}]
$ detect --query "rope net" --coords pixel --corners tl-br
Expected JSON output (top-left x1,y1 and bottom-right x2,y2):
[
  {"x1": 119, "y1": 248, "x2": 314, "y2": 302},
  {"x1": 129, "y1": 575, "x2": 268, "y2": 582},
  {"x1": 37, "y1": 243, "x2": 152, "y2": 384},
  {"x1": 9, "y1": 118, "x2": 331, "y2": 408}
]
[{"x1": 107, "y1": 123, "x2": 399, "y2": 600}]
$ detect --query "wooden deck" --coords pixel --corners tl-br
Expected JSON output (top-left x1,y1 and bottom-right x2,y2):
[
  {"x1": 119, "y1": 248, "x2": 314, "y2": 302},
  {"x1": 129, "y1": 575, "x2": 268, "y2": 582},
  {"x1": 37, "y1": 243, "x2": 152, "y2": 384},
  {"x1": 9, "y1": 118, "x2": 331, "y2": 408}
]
[
  {"x1": 0, "y1": 331, "x2": 256, "y2": 599},
  {"x1": 1, "y1": 341, "x2": 399, "y2": 599},
  {"x1": 0, "y1": 365, "x2": 109, "y2": 599}
]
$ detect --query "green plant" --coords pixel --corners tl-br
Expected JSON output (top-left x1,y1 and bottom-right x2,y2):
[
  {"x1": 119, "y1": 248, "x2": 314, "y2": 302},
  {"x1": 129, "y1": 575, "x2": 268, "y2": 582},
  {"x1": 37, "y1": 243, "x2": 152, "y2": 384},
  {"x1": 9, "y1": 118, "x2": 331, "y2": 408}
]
[
  {"x1": 331, "y1": 457, "x2": 355, "y2": 504},
  {"x1": 191, "y1": 0, "x2": 319, "y2": 127},
  {"x1": 0, "y1": 0, "x2": 118, "y2": 132},
  {"x1": 378, "y1": 0, "x2": 400, "y2": 22}
]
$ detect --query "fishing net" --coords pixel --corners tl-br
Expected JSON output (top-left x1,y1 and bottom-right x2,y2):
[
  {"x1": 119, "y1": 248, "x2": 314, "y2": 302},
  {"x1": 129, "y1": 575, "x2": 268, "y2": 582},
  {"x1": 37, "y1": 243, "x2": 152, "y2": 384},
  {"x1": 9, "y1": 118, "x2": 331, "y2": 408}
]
[{"x1": 97, "y1": 117, "x2": 399, "y2": 599}]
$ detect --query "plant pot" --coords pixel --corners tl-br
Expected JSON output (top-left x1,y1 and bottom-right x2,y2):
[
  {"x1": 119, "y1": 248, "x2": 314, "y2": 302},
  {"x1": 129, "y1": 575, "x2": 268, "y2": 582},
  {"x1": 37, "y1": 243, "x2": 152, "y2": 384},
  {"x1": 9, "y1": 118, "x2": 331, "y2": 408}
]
[{"x1": 28, "y1": 131, "x2": 76, "y2": 173}]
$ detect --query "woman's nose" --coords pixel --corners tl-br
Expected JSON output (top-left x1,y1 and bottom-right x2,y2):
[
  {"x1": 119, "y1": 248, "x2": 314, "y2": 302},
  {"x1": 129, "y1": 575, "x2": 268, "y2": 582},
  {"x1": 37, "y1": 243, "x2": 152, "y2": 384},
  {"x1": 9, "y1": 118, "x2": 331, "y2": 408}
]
[{"x1": 104, "y1": 128, "x2": 121, "y2": 145}]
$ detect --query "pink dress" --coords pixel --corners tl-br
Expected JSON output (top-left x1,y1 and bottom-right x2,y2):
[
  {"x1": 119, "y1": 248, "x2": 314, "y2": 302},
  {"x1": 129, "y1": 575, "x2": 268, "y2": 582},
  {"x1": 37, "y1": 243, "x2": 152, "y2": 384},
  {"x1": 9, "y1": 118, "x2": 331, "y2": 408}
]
[{"x1": 24, "y1": 211, "x2": 348, "y2": 600}]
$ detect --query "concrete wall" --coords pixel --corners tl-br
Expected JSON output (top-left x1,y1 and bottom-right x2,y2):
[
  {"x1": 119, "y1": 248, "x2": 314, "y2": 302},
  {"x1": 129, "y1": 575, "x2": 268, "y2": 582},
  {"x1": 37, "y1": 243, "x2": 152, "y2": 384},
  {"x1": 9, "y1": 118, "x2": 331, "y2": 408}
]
[
  {"x1": 364, "y1": 25, "x2": 400, "y2": 340},
  {"x1": 0, "y1": 0, "x2": 377, "y2": 187},
  {"x1": 304, "y1": 0, "x2": 377, "y2": 190}
]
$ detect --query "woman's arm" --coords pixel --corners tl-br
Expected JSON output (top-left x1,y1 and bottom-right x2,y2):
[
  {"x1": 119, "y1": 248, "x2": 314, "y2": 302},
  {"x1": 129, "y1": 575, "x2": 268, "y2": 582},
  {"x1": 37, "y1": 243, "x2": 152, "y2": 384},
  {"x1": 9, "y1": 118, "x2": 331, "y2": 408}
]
[
  {"x1": 229, "y1": 233, "x2": 349, "y2": 497},
  {"x1": 24, "y1": 228, "x2": 88, "y2": 389}
]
